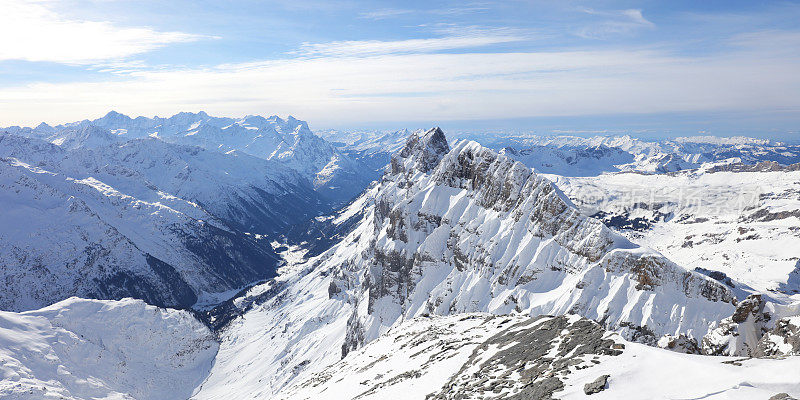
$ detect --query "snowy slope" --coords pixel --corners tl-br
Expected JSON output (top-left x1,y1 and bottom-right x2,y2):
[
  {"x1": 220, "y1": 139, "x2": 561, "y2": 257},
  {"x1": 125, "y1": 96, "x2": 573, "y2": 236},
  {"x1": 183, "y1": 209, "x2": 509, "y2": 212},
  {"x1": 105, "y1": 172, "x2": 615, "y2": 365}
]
[
  {"x1": 193, "y1": 128, "x2": 740, "y2": 398},
  {"x1": 0, "y1": 298, "x2": 217, "y2": 400},
  {"x1": 318, "y1": 128, "x2": 413, "y2": 182},
  {"x1": 499, "y1": 144, "x2": 635, "y2": 176},
  {"x1": 0, "y1": 134, "x2": 284, "y2": 311},
  {"x1": 279, "y1": 313, "x2": 800, "y2": 400},
  {"x1": 547, "y1": 163, "x2": 800, "y2": 298}
]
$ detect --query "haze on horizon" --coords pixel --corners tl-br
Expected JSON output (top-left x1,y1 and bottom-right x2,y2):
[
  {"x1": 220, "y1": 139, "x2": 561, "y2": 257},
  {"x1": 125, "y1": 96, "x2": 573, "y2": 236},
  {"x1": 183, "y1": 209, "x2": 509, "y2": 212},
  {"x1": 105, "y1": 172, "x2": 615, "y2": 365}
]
[{"x1": 1, "y1": 0, "x2": 798, "y2": 140}]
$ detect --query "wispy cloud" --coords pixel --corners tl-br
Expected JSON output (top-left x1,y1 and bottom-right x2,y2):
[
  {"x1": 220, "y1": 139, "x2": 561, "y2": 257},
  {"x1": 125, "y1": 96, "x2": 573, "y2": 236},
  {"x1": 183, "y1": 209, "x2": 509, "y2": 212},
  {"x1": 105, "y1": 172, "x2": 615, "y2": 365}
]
[
  {"x1": 358, "y1": 8, "x2": 414, "y2": 20},
  {"x1": 430, "y1": 5, "x2": 490, "y2": 16},
  {"x1": 2, "y1": 29, "x2": 799, "y2": 127},
  {"x1": 576, "y1": 8, "x2": 656, "y2": 39},
  {"x1": 0, "y1": 0, "x2": 210, "y2": 64},
  {"x1": 294, "y1": 27, "x2": 528, "y2": 57},
  {"x1": 358, "y1": 4, "x2": 489, "y2": 20}
]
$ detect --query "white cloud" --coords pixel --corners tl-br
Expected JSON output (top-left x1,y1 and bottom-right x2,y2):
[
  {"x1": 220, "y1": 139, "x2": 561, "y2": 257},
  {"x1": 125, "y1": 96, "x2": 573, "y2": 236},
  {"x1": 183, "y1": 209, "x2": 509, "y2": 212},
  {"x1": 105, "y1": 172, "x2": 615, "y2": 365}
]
[
  {"x1": 0, "y1": 0, "x2": 207, "y2": 64},
  {"x1": 358, "y1": 5, "x2": 488, "y2": 20},
  {"x1": 358, "y1": 8, "x2": 414, "y2": 20},
  {"x1": 577, "y1": 8, "x2": 656, "y2": 39},
  {"x1": 0, "y1": 31, "x2": 798, "y2": 127},
  {"x1": 620, "y1": 9, "x2": 655, "y2": 28},
  {"x1": 295, "y1": 28, "x2": 527, "y2": 57}
]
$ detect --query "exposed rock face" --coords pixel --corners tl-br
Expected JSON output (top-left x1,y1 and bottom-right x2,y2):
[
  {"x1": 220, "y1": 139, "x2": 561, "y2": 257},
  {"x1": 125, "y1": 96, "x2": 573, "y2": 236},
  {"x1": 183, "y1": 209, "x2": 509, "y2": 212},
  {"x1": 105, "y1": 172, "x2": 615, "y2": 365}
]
[
  {"x1": 584, "y1": 375, "x2": 610, "y2": 395},
  {"x1": 701, "y1": 294, "x2": 771, "y2": 356},
  {"x1": 280, "y1": 314, "x2": 624, "y2": 400},
  {"x1": 429, "y1": 316, "x2": 621, "y2": 400},
  {"x1": 705, "y1": 161, "x2": 800, "y2": 173},
  {"x1": 658, "y1": 334, "x2": 701, "y2": 354},
  {"x1": 390, "y1": 126, "x2": 449, "y2": 174},
  {"x1": 756, "y1": 316, "x2": 800, "y2": 357}
]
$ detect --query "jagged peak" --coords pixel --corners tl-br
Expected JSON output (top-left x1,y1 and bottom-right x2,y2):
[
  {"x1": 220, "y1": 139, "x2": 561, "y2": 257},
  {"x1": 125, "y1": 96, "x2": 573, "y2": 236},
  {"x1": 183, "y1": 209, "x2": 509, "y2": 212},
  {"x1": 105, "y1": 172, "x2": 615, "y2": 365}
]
[
  {"x1": 392, "y1": 127, "x2": 450, "y2": 174},
  {"x1": 422, "y1": 126, "x2": 448, "y2": 152},
  {"x1": 285, "y1": 115, "x2": 311, "y2": 134}
]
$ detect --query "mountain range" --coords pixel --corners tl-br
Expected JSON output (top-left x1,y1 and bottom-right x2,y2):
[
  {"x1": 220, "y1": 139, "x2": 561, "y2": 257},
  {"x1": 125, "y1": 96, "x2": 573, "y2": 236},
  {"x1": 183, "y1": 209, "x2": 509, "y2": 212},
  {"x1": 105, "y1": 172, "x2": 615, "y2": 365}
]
[{"x1": 0, "y1": 115, "x2": 798, "y2": 399}]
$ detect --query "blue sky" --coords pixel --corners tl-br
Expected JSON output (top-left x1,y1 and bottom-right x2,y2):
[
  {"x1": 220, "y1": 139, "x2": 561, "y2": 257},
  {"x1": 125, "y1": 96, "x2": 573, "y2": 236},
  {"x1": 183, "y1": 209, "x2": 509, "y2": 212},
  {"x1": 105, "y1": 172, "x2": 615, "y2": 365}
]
[{"x1": 1, "y1": 0, "x2": 799, "y2": 139}]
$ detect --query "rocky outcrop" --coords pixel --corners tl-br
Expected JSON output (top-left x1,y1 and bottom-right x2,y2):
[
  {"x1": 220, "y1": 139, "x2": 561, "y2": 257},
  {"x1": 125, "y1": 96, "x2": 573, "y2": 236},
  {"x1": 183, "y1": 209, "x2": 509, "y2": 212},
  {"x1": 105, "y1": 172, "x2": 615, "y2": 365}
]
[
  {"x1": 584, "y1": 375, "x2": 610, "y2": 395},
  {"x1": 701, "y1": 295, "x2": 771, "y2": 356},
  {"x1": 429, "y1": 316, "x2": 621, "y2": 400},
  {"x1": 756, "y1": 316, "x2": 800, "y2": 357},
  {"x1": 390, "y1": 127, "x2": 449, "y2": 175},
  {"x1": 282, "y1": 314, "x2": 624, "y2": 400},
  {"x1": 700, "y1": 295, "x2": 800, "y2": 357},
  {"x1": 706, "y1": 160, "x2": 800, "y2": 173},
  {"x1": 658, "y1": 334, "x2": 700, "y2": 354}
]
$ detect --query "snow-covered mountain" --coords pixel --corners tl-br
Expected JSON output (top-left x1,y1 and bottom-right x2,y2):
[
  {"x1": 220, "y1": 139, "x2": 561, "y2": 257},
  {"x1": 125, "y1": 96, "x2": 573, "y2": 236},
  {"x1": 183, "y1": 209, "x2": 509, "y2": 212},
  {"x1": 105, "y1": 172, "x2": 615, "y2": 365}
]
[
  {"x1": 0, "y1": 111, "x2": 388, "y2": 311},
  {"x1": 322, "y1": 130, "x2": 800, "y2": 177},
  {"x1": 0, "y1": 297, "x2": 217, "y2": 400},
  {"x1": 0, "y1": 133, "x2": 332, "y2": 310},
  {"x1": 496, "y1": 134, "x2": 800, "y2": 175},
  {"x1": 6, "y1": 111, "x2": 377, "y2": 204},
  {"x1": 0, "y1": 125, "x2": 799, "y2": 400},
  {"x1": 547, "y1": 162, "x2": 800, "y2": 298},
  {"x1": 318, "y1": 128, "x2": 413, "y2": 180},
  {"x1": 192, "y1": 128, "x2": 753, "y2": 398}
]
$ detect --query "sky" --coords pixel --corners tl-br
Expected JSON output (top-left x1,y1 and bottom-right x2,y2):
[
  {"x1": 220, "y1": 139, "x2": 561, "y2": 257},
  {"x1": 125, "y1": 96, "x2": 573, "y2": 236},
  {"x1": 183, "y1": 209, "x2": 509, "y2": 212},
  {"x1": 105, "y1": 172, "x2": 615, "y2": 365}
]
[{"x1": 0, "y1": 0, "x2": 799, "y2": 139}]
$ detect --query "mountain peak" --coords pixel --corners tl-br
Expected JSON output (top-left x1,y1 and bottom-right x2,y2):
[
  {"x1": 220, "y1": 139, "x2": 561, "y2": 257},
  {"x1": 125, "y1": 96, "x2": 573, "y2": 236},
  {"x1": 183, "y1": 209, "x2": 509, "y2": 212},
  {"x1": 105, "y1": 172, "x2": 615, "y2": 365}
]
[
  {"x1": 34, "y1": 122, "x2": 55, "y2": 133},
  {"x1": 422, "y1": 126, "x2": 447, "y2": 150},
  {"x1": 103, "y1": 110, "x2": 130, "y2": 119},
  {"x1": 392, "y1": 127, "x2": 450, "y2": 174},
  {"x1": 285, "y1": 115, "x2": 311, "y2": 135},
  {"x1": 94, "y1": 111, "x2": 132, "y2": 127}
]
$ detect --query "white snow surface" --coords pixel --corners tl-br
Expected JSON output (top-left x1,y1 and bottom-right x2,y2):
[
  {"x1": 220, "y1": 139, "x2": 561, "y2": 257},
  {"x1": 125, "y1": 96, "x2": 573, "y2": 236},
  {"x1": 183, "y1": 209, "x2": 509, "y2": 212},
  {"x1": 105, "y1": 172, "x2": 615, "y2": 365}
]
[
  {"x1": 0, "y1": 297, "x2": 217, "y2": 400},
  {"x1": 547, "y1": 167, "x2": 800, "y2": 299}
]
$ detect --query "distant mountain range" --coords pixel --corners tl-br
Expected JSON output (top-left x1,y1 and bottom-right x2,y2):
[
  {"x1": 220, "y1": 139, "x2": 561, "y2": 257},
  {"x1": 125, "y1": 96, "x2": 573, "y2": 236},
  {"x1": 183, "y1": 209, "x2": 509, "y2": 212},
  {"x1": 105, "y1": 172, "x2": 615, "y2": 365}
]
[
  {"x1": 321, "y1": 129, "x2": 800, "y2": 176},
  {"x1": 6, "y1": 111, "x2": 379, "y2": 205}
]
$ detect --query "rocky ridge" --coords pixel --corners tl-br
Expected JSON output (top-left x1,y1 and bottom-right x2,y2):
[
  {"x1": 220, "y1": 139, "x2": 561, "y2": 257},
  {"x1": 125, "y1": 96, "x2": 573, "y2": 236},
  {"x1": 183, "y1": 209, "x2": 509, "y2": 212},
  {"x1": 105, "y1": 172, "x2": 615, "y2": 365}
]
[{"x1": 193, "y1": 128, "x2": 743, "y2": 398}]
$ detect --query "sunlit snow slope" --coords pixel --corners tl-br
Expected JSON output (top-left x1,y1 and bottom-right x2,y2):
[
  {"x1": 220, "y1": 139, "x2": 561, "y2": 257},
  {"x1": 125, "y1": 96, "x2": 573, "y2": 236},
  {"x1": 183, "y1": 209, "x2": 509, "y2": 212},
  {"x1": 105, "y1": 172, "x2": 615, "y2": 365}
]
[
  {"x1": 548, "y1": 162, "x2": 800, "y2": 298},
  {"x1": 0, "y1": 298, "x2": 217, "y2": 400}
]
